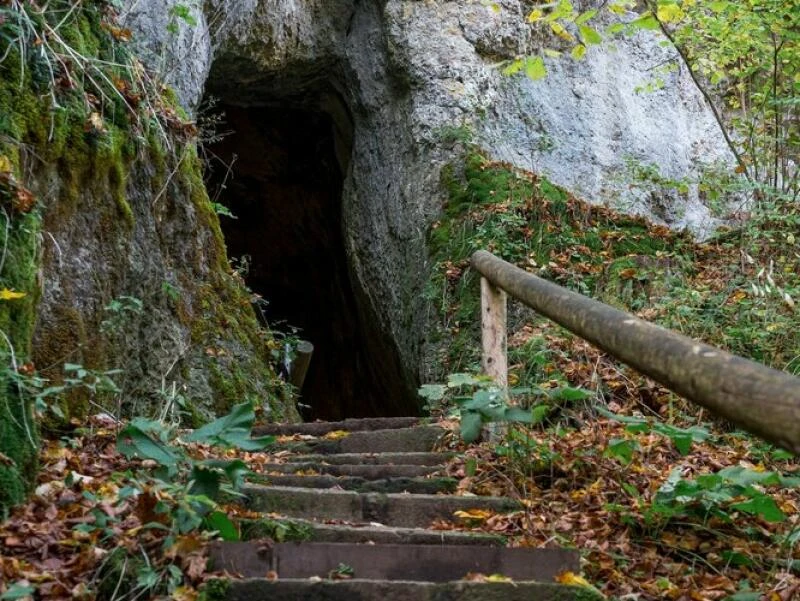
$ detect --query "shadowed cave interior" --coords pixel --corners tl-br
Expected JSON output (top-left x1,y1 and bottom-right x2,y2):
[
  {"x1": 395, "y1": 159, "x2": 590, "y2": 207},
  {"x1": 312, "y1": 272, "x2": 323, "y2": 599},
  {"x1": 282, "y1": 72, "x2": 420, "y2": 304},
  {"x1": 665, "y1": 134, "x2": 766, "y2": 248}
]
[{"x1": 204, "y1": 102, "x2": 416, "y2": 421}]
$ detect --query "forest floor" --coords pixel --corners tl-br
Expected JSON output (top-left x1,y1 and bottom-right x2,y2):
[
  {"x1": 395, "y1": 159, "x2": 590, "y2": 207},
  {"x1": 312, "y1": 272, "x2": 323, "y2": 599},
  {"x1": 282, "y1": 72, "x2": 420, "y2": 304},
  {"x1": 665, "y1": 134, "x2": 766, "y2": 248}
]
[{"x1": 1, "y1": 396, "x2": 799, "y2": 601}]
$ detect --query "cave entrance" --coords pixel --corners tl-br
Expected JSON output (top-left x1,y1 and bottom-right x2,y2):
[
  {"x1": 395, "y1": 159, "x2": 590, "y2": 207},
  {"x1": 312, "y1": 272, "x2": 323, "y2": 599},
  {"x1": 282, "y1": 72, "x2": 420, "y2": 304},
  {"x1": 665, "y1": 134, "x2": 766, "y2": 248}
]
[{"x1": 204, "y1": 102, "x2": 411, "y2": 421}]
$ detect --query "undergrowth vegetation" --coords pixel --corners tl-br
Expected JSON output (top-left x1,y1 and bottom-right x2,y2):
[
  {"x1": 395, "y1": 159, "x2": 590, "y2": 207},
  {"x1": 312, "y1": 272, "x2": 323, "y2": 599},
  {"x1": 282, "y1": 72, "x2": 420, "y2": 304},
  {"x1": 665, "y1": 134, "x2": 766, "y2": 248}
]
[
  {"x1": 424, "y1": 145, "x2": 800, "y2": 598},
  {"x1": 426, "y1": 146, "x2": 799, "y2": 382}
]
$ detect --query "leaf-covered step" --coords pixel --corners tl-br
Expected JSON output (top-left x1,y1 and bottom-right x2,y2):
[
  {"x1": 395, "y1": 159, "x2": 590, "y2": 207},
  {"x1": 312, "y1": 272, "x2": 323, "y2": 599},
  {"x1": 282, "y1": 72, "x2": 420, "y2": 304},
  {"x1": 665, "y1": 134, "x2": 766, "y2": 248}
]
[
  {"x1": 219, "y1": 578, "x2": 590, "y2": 601},
  {"x1": 239, "y1": 517, "x2": 506, "y2": 546},
  {"x1": 253, "y1": 417, "x2": 423, "y2": 436},
  {"x1": 275, "y1": 426, "x2": 446, "y2": 454},
  {"x1": 285, "y1": 452, "x2": 452, "y2": 466},
  {"x1": 261, "y1": 461, "x2": 442, "y2": 478},
  {"x1": 210, "y1": 541, "x2": 579, "y2": 582},
  {"x1": 242, "y1": 485, "x2": 520, "y2": 528},
  {"x1": 251, "y1": 473, "x2": 458, "y2": 494}
]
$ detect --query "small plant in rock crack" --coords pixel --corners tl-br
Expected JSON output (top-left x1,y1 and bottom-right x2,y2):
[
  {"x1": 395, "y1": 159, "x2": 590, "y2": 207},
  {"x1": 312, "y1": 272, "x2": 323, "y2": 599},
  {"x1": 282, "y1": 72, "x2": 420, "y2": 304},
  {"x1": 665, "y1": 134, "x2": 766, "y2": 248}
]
[
  {"x1": 419, "y1": 373, "x2": 544, "y2": 443},
  {"x1": 328, "y1": 563, "x2": 355, "y2": 580},
  {"x1": 100, "y1": 295, "x2": 143, "y2": 334},
  {"x1": 9, "y1": 361, "x2": 122, "y2": 421}
]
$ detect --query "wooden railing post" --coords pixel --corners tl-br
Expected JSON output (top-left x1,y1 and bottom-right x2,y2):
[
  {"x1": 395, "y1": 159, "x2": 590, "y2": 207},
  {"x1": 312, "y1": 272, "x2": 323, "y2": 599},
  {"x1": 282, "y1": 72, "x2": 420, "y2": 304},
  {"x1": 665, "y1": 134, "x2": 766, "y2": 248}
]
[
  {"x1": 480, "y1": 277, "x2": 508, "y2": 390},
  {"x1": 480, "y1": 277, "x2": 508, "y2": 441},
  {"x1": 289, "y1": 340, "x2": 314, "y2": 392}
]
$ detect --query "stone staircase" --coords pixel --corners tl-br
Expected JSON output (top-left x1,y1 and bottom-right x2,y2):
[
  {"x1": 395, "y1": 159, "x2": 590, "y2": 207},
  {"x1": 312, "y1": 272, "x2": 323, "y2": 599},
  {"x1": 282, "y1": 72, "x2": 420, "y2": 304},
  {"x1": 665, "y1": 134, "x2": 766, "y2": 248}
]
[{"x1": 208, "y1": 417, "x2": 590, "y2": 600}]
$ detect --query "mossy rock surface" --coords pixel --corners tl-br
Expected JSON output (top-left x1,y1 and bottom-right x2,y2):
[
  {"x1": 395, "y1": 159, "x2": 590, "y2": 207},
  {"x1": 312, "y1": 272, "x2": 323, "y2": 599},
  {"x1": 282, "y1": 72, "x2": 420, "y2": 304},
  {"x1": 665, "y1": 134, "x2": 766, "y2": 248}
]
[{"x1": 0, "y1": 0, "x2": 297, "y2": 514}]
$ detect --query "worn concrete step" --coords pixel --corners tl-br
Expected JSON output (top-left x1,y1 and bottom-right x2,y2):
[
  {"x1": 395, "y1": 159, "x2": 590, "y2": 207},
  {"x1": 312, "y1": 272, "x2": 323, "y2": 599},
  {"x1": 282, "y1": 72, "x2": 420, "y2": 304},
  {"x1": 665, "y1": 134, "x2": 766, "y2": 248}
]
[
  {"x1": 239, "y1": 517, "x2": 506, "y2": 546},
  {"x1": 252, "y1": 473, "x2": 457, "y2": 494},
  {"x1": 221, "y1": 578, "x2": 587, "y2": 601},
  {"x1": 286, "y1": 452, "x2": 451, "y2": 466},
  {"x1": 210, "y1": 541, "x2": 578, "y2": 582},
  {"x1": 243, "y1": 485, "x2": 520, "y2": 529},
  {"x1": 277, "y1": 426, "x2": 446, "y2": 454},
  {"x1": 254, "y1": 417, "x2": 423, "y2": 436},
  {"x1": 262, "y1": 461, "x2": 442, "y2": 478}
]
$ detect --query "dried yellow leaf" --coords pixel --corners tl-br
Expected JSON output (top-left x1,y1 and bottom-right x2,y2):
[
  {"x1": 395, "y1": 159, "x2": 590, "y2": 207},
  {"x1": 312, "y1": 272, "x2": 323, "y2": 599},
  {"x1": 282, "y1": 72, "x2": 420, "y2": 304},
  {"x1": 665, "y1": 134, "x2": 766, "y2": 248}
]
[
  {"x1": 527, "y1": 8, "x2": 543, "y2": 22},
  {"x1": 0, "y1": 288, "x2": 26, "y2": 300},
  {"x1": 454, "y1": 509, "x2": 493, "y2": 521}
]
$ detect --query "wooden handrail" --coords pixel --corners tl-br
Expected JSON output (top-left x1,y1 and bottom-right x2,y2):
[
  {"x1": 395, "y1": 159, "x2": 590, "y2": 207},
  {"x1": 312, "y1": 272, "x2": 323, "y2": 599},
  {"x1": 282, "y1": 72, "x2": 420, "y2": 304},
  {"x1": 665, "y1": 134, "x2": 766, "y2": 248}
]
[{"x1": 471, "y1": 250, "x2": 800, "y2": 454}]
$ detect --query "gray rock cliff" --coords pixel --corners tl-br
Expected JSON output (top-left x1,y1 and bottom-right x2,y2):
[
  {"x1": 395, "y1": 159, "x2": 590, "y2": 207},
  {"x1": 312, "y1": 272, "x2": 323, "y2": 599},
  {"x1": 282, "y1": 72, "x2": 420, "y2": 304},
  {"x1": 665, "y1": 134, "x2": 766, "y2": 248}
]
[{"x1": 121, "y1": 0, "x2": 735, "y2": 404}]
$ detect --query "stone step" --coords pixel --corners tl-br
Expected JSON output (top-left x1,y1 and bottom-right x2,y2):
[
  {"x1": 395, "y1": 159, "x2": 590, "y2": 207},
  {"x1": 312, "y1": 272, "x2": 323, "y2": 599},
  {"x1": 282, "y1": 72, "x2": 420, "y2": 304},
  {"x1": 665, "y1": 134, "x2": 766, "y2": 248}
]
[
  {"x1": 262, "y1": 461, "x2": 442, "y2": 478},
  {"x1": 243, "y1": 485, "x2": 520, "y2": 529},
  {"x1": 252, "y1": 473, "x2": 457, "y2": 494},
  {"x1": 220, "y1": 578, "x2": 588, "y2": 601},
  {"x1": 286, "y1": 451, "x2": 451, "y2": 466},
  {"x1": 210, "y1": 541, "x2": 579, "y2": 582},
  {"x1": 276, "y1": 426, "x2": 446, "y2": 454},
  {"x1": 254, "y1": 417, "x2": 423, "y2": 436},
  {"x1": 240, "y1": 517, "x2": 505, "y2": 546}
]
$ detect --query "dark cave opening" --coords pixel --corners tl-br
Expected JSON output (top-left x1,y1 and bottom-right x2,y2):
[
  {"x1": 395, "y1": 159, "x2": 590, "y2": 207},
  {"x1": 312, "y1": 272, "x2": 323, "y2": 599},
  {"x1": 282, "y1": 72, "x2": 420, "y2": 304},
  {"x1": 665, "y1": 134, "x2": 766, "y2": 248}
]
[{"x1": 204, "y1": 102, "x2": 415, "y2": 421}]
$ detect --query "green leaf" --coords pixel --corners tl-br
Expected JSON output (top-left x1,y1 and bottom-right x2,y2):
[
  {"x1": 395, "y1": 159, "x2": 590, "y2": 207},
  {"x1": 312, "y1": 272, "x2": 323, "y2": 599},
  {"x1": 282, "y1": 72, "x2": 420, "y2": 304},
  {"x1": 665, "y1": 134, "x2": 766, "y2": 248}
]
[
  {"x1": 527, "y1": 8, "x2": 543, "y2": 22},
  {"x1": 189, "y1": 466, "x2": 222, "y2": 498},
  {"x1": 551, "y1": 386, "x2": 592, "y2": 402},
  {"x1": 726, "y1": 593, "x2": 760, "y2": 601},
  {"x1": 204, "y1": 511, "x2": 240, "y2": 541},
  {"x1": 596, "y1": 407, "x2": 646, "y2": 425},
  {"x1": 574, "y1": 8, "x2": 597, "y2": 25},
  {"x1": 184, "y1": 402, "x2": 254, "y2": 443},
  {"x1": 200, "y1": 459, "x2": 250, "y2": 489},
  {"x1": 460, "y1": 388, "x2": 500, "y2": 411},
  {"x1": 531, "y1": 404, "x2": 550, "y2": 424},
  {"x1": 525, "y1": 56, "x2": 547, "y2": 80},
  {"x1": 465, "y1": 458, "x2": 478, "y2": 477},
  {"x1": 184, "y1": 402, "x2": 273, "y2": 450},
  {"x1": 669, "y1": 432, "x2": 692, "y2": 455},
  {"x1": 169, "y1": 4, "x2": 198, "y2": 26},
  {"x1": 418, "y1": 384, "x2": 446, "y2": 402},
  {"x1": 460, "y1": 411, "x2": 484, "y2": 443},
  {"x1": 604, "y1": 438, "x2": 638, "y2": 464},
  {"x1": 578, "y1": 24, "x2": 602, "y2": 44},
  {"x1": 546, "y1": 0, "x2": 574, "y2": 21},
  {"x1": 501, "y1": 59, "x2": 524, "y2": 76},
  {"x1": 717, "y1": 466, "x2": 782, "y2": 488},
  {"x1": 731, "y1": 495, "x2": 785, "y2": 523},
  {"x1": 571, "y1": 44, "x2": 587, "y2": 60},
  {"x1": 503, "y1": 406, "x2": 535, "y2": 423},
  {"x1": 117, "y1": 424, "x2": 180, "y2": 467},
  {"x1": 447, "y1": 373, "x2": 481, "y2": 388},
  {"x1": 175, "y1": 504, "x2": 204, "y2": 534},
  {"x1": 656, "y1": 3, "x2": 684, "y2": 23},
  {"x1": 222, "y1": 431, "x2": 275, "y2": 451},
  {"x1": 721, "y1": 550, "x2": 754, "y2": 567},
  {"x1": 631, "y1": 14, "x2": 660, "y2": 30},
  {"x1": 1, "y1": 583, "x2": 35, "y2": 600}
]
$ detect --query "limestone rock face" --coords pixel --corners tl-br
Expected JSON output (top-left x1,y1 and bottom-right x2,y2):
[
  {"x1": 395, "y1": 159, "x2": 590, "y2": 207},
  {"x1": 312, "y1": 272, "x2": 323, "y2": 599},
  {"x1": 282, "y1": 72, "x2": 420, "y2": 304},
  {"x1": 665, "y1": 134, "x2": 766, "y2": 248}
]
[
  {"x1": 29, "y1": 146, "x2": 295, "y2": 424},
  {"x1": 123, "y1": 0, "x2": 734, "y2": 401},
  {"x1": 119, "y1": 0, "x2": 212, "y2": 110}
]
